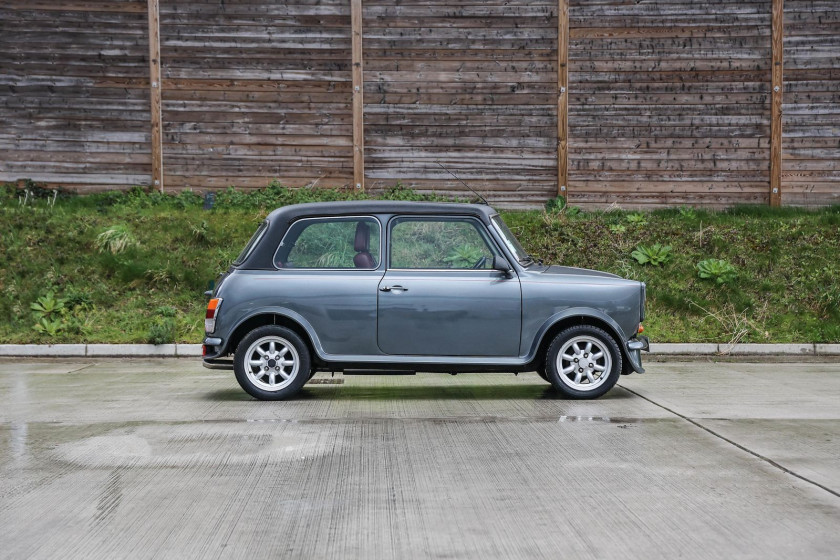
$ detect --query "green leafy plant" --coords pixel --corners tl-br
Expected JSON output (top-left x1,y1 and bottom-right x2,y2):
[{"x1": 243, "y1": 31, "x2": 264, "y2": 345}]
[
  {"x1": 33, "y1": 317, "x2": 64, "y2": 336},
  {"x1": 63, "y1": 287, "x2": 93, "y2": 310},
  {"x1": 609, "y1": 224, "x2": 626, "y2": 234},
  {"x1": 444, "y1": 244, "x2": 484, "y2": 268},
  {"x1": 30, "y1": 290, "x2": 66, "y2": 319},
  {"x1": 148, "y1": 318, "x2": 176, "y2": 344},
  {"x1": 30, "y1": 290, "x2": 68, "y2": 336},
  {"x1": 544, "y1": 195, "x2": 582, "y2": 217},
  {"x1": 145, "y1": 267, "x2": 175, "y2": 287},
  {"x1": 95, "y1": 225, "x2": 138, "y2": 254},
  {"x1": 697, "y1": 259, "x2": 738, "y2": 284},
  {"x1": 678, "y1": 206, "x2": 698, "y2": 219},
  {"x1": 190, "y1": 220, "x2": 210, "y2": 243},
  {"x1": 155, "y1": 305, "x2": 178, "y2": 318},
  {"x1": 626, "y1": 212, "x2": 648, "y2": 226},
  {"x1": 545, "y1": 195, "x2": 567, "y2": 214},
  {"x1": 631, "y1": 244, "x2": 672, "y2": 266}
]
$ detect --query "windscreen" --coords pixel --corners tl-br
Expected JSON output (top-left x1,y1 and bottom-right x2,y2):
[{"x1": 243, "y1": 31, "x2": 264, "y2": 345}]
[{"x1": 491, "y1": 215, "x2": 530, "y2": 264}]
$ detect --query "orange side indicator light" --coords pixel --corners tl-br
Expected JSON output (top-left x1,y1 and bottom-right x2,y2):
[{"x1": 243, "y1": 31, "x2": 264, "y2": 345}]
[{"x1": 638, "y1": 325, "x2": 645, "y2": 334}]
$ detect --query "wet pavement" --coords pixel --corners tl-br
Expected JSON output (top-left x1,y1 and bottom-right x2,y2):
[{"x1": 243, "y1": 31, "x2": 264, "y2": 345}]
[{"x1": 1, "y1": 359, "x2": 839, "y2": 559}]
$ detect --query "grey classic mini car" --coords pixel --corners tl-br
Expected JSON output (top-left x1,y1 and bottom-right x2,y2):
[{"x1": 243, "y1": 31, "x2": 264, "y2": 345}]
[{"x1": 203, "y1": 201, "x2": 649, "y2": 400}]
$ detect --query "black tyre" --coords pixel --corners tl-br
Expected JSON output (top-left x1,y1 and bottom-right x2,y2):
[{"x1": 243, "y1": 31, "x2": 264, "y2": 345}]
[
  {"x1": 234, "y1": 325, "x2": 311, "y2": 400},
  {"x1": 545, "y1": 325, "x2": 622, "y2": 399}
]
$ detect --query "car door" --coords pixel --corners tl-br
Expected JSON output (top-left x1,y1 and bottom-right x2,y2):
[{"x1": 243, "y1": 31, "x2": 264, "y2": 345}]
[
  {"x1": 377, "y1": 216, "x2": 521, "y2": 357},
  {"x1": 274, "y1": 216, "x2": 385, "y2": 356}
]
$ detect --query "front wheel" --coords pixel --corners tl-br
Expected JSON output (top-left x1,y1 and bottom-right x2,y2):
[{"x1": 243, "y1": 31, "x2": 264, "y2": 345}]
[
  {"x1": 545, "y1": 325, "x2": 622, "y2": 399},
  {"x1": 234, "y1": 325, "x2": 311, "y2": 400}
]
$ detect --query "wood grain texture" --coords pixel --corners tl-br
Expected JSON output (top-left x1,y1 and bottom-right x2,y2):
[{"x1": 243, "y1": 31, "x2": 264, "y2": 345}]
[
  {"x1": 362, "y1": 0, "x2": 559, "y2": 204},
  {"x1": 158, "y1": 0, "x2": 353, "y2": 189},
  {"x1": 351, "y1": 0, "x2": 365, "y2": 191},
  {"x1": 147, "y1": 0, "x2": 163, "y2": 192},
  {"x1": 0, "y1": 4, "x2": 152, "y2": 189},
  {"x1": 557, "y1": 0, "x2": 569, "y2": 198},
  {"x1": 769, "y1": 0, "x2": 783, "y2": 206},
  {"x1": 1, "y1": 0, "x2": 838, "y2": 207},
  {"x1": 567, "y1": 0, "x2": 773, "y2": 207},
  {"x1": 781, "y1": 0, "x2": 840, "y2": 206}
]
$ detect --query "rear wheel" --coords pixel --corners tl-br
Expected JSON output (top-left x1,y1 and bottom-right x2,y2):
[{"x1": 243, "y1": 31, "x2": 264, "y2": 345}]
[
  {"x1": 545, "y1": 325, "x2": 622, "y2": 399},
  {"x1": 234, "y1": 326, "x2": 311, "y2": 400}
]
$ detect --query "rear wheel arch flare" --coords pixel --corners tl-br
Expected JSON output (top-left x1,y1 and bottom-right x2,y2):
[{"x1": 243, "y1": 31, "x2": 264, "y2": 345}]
[{"x1": 228, "y1": 313, "x2": 316, "y2": 360}]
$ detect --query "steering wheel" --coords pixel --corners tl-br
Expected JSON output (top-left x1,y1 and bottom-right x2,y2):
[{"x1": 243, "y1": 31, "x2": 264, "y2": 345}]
[{"x1": 472, "y1": 256, "x2": 487, "y2": 269}]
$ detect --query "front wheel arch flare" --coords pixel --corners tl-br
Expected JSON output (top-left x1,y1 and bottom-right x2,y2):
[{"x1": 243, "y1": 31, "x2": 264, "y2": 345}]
[
  {"x1": 544, "y1": 324, "x2": 622, "y2": 399},
  {"x1": 532, "y1": 314, "x2": 630, "y2": 372}
]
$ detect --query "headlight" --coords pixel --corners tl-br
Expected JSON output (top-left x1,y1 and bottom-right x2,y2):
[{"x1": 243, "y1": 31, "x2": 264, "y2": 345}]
[{"x1": 640, "y1": 283, "x2": 646, "y2": 322}]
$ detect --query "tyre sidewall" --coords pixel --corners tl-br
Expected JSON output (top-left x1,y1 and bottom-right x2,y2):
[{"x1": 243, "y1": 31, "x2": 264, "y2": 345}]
[
  {"x1": 545, "y1": 325, "x2": 622, "y2": 399},
  {"x1": 234, "y1": 325, "x2": 311, "y2": 400}
]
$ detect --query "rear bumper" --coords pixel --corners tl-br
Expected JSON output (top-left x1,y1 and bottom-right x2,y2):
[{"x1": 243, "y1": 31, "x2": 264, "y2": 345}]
[
  {"x1": 202, "y1": 357, "x2": 234, "y2": 370},
  {"x1": 203, "y1": 337, "x2": 225, "y2": 360}
]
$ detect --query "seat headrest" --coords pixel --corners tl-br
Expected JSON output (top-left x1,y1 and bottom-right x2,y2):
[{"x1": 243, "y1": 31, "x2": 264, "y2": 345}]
[{"x1": 354, "y1": 222, "x2": 370, "y2": 252}]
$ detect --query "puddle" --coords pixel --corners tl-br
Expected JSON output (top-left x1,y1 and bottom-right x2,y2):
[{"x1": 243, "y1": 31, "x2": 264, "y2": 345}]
[{"x1": 52, "y1": 422, "x2": 332, "y2": 468}]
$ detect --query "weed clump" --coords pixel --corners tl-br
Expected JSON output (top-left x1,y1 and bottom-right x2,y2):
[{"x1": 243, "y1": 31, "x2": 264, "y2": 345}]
[{"x1": 697, "y1": 259, "x2": 738, "y2": 285}]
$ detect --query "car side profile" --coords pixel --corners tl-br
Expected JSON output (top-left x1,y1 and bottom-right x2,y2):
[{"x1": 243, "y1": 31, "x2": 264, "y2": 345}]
[{"x1": 203, "y1": 201, "x2": 649, "y2": 400}]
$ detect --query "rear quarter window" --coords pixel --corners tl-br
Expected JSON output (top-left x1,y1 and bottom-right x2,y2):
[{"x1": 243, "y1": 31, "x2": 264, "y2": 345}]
[
  {"x1": 275, "y1": 217, "x2": 381, "y2": 269},
  {"x1": 233, "y1": 221, "x2": 268, "y2": 266}
]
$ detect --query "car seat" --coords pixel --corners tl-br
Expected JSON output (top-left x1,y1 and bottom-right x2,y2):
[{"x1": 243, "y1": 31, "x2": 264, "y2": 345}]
[{"x1": 353, "y1": 222, "x2": 375, "y2": 268}]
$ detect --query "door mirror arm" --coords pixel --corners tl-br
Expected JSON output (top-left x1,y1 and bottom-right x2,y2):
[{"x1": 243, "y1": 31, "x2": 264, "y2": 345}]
[{"x1": 493, "y1": 256, "x2": 514, "y2": 278}]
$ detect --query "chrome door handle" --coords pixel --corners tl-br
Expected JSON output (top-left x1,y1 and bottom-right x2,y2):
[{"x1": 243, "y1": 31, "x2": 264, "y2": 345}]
[{"x1": 380, "y1": 285, "x2": 407, "y2": 292}]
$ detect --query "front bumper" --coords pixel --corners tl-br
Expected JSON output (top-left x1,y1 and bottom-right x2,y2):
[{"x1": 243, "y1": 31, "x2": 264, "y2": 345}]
[{"x1": 625, "y1": 336, "x2": 650, "y2": 374}]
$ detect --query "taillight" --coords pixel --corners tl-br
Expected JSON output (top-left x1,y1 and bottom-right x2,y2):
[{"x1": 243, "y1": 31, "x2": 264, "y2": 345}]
[{"x1": 205, "y1": 298, "x2": 222, "y2": 333}]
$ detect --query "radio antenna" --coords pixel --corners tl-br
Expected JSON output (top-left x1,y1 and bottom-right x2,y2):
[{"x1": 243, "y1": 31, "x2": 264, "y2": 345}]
[{"x1": 437, "y1": 162, "x2": 489, "y2": 205}]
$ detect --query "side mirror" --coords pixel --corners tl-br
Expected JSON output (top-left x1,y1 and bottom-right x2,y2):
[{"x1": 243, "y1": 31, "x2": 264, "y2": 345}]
[{"x1": 493, "y1": 256, "x2": 513, "y2": 277}]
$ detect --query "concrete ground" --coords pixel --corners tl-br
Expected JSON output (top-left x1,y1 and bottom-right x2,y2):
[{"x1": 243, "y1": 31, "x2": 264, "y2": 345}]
[{"x1": 1, "y1": 359, "x2": 839, "y2": 560}]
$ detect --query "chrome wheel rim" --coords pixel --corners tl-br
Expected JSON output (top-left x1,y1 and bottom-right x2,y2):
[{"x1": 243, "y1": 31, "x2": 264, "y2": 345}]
[
  {"x1": 243, "y1": 336, "x2": 300, "y2": 392},
  {"x1": 556, "y1": 335, "x2": 612, "y2": 391}
]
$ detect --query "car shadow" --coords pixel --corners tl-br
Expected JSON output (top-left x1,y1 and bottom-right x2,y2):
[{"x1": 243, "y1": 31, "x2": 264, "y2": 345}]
[{"x1": 204, "y1": 383, "x2": 635, "y2": 402}]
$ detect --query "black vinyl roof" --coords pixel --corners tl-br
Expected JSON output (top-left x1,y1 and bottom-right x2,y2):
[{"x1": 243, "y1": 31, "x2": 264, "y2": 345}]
[
  {"x1": 240, "y1": 200, "x2": 500, "y2": 269},
  {"x1": 265, "y1": 200, "x2": 498, "y2": 223}
]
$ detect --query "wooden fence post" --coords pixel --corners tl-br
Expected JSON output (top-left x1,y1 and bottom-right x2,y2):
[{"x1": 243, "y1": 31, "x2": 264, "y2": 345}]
[
  {"x1": 147, "y1": 0, "x2": 163, "y2": 192},
  {"x1": 770, "y1": 0, "x2": 784, "y2": 206},
  {"x1": 351, "y1": 0, "x2": 365, "y2": 191},
  {"x1": 557, "y1": 0, "x2": 569, "y2": 200}
]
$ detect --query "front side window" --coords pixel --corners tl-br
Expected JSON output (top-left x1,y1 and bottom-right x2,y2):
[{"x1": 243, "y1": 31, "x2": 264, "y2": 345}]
[
  {"x1": 389, "y1": 217, "x2": 497, "y2": 269},
  {"x1": 275, "y1": 217, "x2": 381, "y2": 269}
]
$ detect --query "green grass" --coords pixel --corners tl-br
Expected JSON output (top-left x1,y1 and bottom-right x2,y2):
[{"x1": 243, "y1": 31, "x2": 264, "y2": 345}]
[{"x1": 2, "y1": 182, "x2": 839, "y2": 344}]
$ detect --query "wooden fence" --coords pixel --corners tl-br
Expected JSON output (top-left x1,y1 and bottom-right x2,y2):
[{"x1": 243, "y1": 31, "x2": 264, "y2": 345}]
[{"x1": 1, "y1": 0, "x2": 838, "y2": 208}]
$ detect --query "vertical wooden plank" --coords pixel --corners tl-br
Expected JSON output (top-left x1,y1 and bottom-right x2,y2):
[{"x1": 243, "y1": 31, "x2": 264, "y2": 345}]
[
  {"x1": 557, "y1": 0, "x2": 569, "y2": 200},
  {"x1": 147, "y1": 0, "x2": 163, "y2": 192},
  {"x1": 770, "y1": 0, "x2": 784, "y2": 206},
  {"x1": 351, "y1": 0, "x2": 365, "y2": 191}
]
